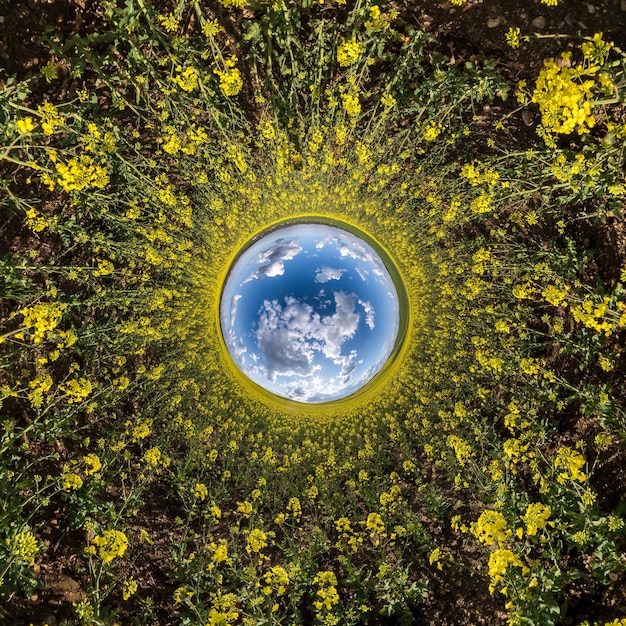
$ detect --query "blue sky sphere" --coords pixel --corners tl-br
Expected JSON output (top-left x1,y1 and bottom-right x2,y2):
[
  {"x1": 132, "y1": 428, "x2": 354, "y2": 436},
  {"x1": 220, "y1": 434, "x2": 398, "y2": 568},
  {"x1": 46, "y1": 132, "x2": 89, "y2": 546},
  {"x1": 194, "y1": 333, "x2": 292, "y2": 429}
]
[{"x1": 220, "y1": 223, "x2": 401, "y2": 403}]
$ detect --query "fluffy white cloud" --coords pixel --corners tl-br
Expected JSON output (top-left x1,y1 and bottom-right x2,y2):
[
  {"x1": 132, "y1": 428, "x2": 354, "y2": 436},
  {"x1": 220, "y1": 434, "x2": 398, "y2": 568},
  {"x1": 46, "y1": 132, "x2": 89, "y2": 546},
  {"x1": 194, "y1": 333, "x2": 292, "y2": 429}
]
[
  {"x1": 255, "y1": 299, "x2": 317, "y2": 382},
  {"x1": 254, "y1": 291, "x2": 361, "y2": 388},
  {"x1": 317, "y1": 235, "x2": 387, "y2": 282},
  {"x1": 315, "y1": 266, "x2": 346, "y2": 283},
  {"x1": 243, "y1": 239, "x2": 302, "y2": 283}
]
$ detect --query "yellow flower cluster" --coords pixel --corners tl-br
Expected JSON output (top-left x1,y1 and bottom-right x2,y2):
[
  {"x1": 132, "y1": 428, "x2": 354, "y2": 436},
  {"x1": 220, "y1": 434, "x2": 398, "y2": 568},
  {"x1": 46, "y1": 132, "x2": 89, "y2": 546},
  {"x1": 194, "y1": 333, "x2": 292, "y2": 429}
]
[
  {"x1": 193, "y1": 482, "x2": 208, "y2": 500},
  {"x1": 143, "y1": 446, "x2": 171, "y2": 470},
  {"x1": 341, "y1": 92, "x2": 361, "y2": 118},
  {"x1": 207, "y1": 593, "x2": 239, "y2": 625},
  {"x1": 60, "y1": 378, "x2": 93, "y2": 404},
  {"x1": 218, "y1": 0, "x2": 246, "y2": 7},
  {"x1": 488, "y1": 549, "x2": 523, "y2": 593},
  {"x1": 42, "y1": 154, "x2": 109, "y2": 193},
  {"x1": 122, "y1": 577, "x2": 138, "y2": 600},
  {"x1": 6, "y1": 529, "x2": 39, "y2": 565},
  {"x1": 62, "y1": 472, "x2": 83, "y2": 490},
  {"x1": 246, "y1": 528, "x2": 268, "y2": 554},
  {"x1": 582, "y1": 32, "x2": 613, "y2": 66},
  {"x1": 472, "y1": 510, "x2": 510, "y2": 546},
  {"x1": 313, "y1": 571, "x2": 340, "y2": 612},
  {"x1": 82, "y1": 453, "x2": 102, "y2": 476},
  {"x1": 554, "y1": 446, "x2": 587, "y2": 484},
  {"x1": 209, "y1": 539, "x2": 229, "y2": 567},
  {"x1": 91, "y1": 529, "x2": 128, "y2": 563},
  {"x1": 24, "y1": 208, "x2": 52, "y2": 232},
  {"x1": 364, "y1": 5, "x2": 397, "y2": 30},
  {"x1": 263, "y1": 565, "x2": 290, "y2": 596},
  {"x1": 447, "y1": 434, "x2": 473, "y2": 466},
  {"x1": 162, "y1": 124, "x2": 209, "y2": 156},
  {"x1": 215, "y1": 67, "x2": 243, "y2": 97},
  {"x1": 337, "y1": 38, "x2": 363, "y2": 67},
  {"x1": 158, "y1": 13, "x2": 179, "y2": 32},
  {"x1": 37, "y1": 102, "x2": 64, "y2": 135},
  {"x1": 532, "y1": 56, "x2": 598, "y2": 135},
  {"x1": 520, "y1": 503, "x2": 551, "y2": 537},
  {"x1": 505, "y1": 27, "x2": 522, "y2": 50},
  {"x1": 16, "y1": 117, "x2": 36, "y2": 134},
  {"x1": 172, "y1": 66, "x2": 199, "y2": 92},
  {"x1": 17, "y1": 303, "x2": 62, "y2": 344},
  {"x1": 285, "y1": 497, "x2": 302, "y2": 521},
  {"x1": 571, "y1": 297, "x2": 619, "y2": 335}
]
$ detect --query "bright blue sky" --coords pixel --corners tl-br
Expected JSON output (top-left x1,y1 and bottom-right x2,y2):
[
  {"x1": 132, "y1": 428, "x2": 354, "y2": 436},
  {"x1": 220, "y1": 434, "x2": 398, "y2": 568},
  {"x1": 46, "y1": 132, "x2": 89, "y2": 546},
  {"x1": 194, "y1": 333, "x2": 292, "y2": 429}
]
[{"x1": 220, "y1": 223, "x2": 400, "y2": 403}]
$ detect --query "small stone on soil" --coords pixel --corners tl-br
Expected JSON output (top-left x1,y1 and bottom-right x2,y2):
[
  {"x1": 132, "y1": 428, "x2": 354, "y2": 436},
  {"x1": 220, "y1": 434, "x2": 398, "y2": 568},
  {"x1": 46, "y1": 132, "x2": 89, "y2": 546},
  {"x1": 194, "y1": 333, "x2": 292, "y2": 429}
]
[{"x1": 532, "y1": 16, "x2": 546, "y2": 29}]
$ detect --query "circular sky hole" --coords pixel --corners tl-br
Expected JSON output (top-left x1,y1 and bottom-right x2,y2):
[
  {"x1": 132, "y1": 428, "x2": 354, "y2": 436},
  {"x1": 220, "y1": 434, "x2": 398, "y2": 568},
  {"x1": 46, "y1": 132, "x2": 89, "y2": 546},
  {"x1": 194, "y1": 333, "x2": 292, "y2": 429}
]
[{"x1": 220, "y1": 220, "x2": 404, "y2": 404}]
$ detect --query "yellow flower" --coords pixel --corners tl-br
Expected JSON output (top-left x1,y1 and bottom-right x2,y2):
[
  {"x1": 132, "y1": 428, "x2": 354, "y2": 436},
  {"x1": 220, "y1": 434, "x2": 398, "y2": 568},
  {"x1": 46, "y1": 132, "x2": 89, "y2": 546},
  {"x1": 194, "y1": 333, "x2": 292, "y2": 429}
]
[
  {"x1": 429, "y1": 547, "x2": 443, "y2": 570},
  {"x1": 423, "y1": 122, "x2": 442, "y2": 141},
  {"x1": 263, "y1": 565, "x2": 290, "y2": 595},
  {"x1": 554, "y1": 446, "x2": 587, "y2": 483},
  {"x1": 286, "y1": 497, "x2": 302, "y2": 520},
  {"x1": 143, "y1": 447, "x2": 171, "y2": 470},
  {"x1": 246, "y1": 528, "x2": 268, "y2": 554},
  {"x1": 342, "y1": 92, "x2": 361, "y2": 118},
  {"x1": 193, "y1": 482, "x2": 208, "y2": 501},
  {"x1": 61, "y1": 378, "x2": 93, "y2": 404},
  {"x1": 215, "y1": 67, "x2": 243, "y2": 97},
  {"x1": 488, "y1": 549, "x2": 523, "y2": 592},
  {"x1": 581, "y1": 32, "x2": 613, "y2": 65},
  {"x1": 313, "y1": 571, "x2": 340, "y2": 612},
  {"x1": 472, "y1": 510, "x2": 509, "y2": 546},
  {"x1": 6, "y1": 529, "x2": 39, "y2": 565},
  {"x1": 532, "y1": 57, "x2": 598, "y2": 136},
  {"x1": 19, "y1": 303, "x2": 63, "y2": 344},
  {"x1": 337, "y1": 38, "x2": 363, "y2": 67},
  {"x1": 52, "y1": 155, "x2": 110, "y2": 193},
  {"x1": 16, "y1": 117, "x2": 36, "y2": 134},
  {"x1": 447, "y1": 435, "x2": 473, "y2": 466},
  {"x1": 505, "y1": 27, "x2": 522, "y2": 49},
  {"x1": 122, "y1": 577, "x2": 138, "y2": 600},
  {"x1": 202, "y1": 19, "x2": 222, "y2": 38},
  {"x1": 62, "y1": 472, "x2": 83, "y2": 490},
  {"x1": 38, "y1": 102, "x2": 63, "y2": 135},
  {"x1": 91, "y1": 529, "x2": 128, "y2": 563},
  {"x1": 173, "y1": 586, "x2": 194, "y2": 603},
  {"x1": 521, "y1": 503, "x2": 551, "y2": 537},
  {"x1": 158, "y1": 12, "x2": 179, "y2": 32},
  {"x1": 172, "y1": 66, "x2": 199, "y2": 92},
  {"x1": 366, "y1": 512, "x2": 385, "y2": 536},
  {"x1": 83, "y1": 453, "x2": 102, "y2": 476},
  {"x1": 381, "y1": 93, "x2": 396, "y2": 108}
]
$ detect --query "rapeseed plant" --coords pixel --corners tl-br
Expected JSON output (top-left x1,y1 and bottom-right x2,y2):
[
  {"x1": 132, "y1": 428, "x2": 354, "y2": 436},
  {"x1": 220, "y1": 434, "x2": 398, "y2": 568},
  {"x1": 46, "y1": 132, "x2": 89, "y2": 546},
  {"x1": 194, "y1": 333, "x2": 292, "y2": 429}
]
[{"x1": 0, "y1": 1, "x2": 625, "y2": 624}]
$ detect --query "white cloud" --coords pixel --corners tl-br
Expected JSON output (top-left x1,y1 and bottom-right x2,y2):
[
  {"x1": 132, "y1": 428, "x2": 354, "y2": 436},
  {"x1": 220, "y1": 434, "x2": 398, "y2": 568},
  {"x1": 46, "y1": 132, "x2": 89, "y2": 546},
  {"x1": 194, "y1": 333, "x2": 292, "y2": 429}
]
[
  {"x1": 355, "y1": 266, "x2": 369, "y2": 282},
  {"x1": 318, "y1": 291, "x2": 360, "y2": 361},
  {"x1": 232, "y1": 336, "x2": 247, "y2": 361},
  {"x1": 254, "y1": 291, "x2": 361, "y2": 386},
  {"x1": 358, "y1": 298, "x2": 375, "y2": 330},
  {"x1": 255, "y1": 299, "x2": 317, "y2": 382},
  {"x1": 315, "y1": 266, "x2": 346, "y2": 283},
  {"x1": 243, "y1": 239, "x2": 302, "y2": 283},
  {"x1": 230, "y1": 293, "x2": 242, "y2": 327},
  {"x1": 318, "y1": 234, "x2": 388, "y2": 285}
]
